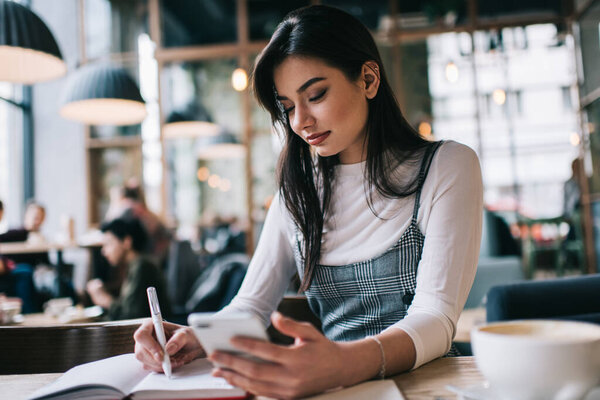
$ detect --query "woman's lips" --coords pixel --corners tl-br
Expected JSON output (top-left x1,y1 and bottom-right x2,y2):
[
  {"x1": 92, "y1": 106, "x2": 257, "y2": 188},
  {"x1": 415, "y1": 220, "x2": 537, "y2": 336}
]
[{"x1": 306, "y1": 131, "x2": 330, "y2": 146}]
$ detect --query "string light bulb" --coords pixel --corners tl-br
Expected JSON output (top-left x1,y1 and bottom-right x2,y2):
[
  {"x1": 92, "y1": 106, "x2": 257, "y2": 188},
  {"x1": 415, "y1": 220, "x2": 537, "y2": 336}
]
[
  {"x1": 570, "y1": 132, "x2": 581, "y2": 146},
  {"x1": 197, "y1": 166, "x2": 210, "y2": 181},
  {"x1": 492, "y1": 89, "x2": 506, "y2": 105},
  {"x1": 232, "y1": 68, "x2": 248, "y2": 91},
  {"x1": 445, "y1": 61, "x2": 459, "y2": 83}
]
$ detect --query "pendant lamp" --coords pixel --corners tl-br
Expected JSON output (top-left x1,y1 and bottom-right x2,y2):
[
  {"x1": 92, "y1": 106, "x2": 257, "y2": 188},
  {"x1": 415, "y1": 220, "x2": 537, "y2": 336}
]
[
  {"x1": 0, "y1": 0, "x2": 66, "y2": 84},
  {"x1": 164, "y1": 102, "x2": 220, "y2": 139},
  {"x1": 196, "y1": 131, "x2": 245, "y2": 160},
  {"x1": 60, "y1": 64, "x2": 147, "y2": 126}
]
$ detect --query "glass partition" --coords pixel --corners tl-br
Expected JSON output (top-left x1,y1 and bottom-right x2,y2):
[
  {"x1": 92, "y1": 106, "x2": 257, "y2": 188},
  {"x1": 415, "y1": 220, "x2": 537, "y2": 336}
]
[
  {"x1": 161, "y1": 59, "x2": 246, "y2": 234},
  {"x1": 84, "y1": 0, "x2": 149, "y2": 59},
  {"x1": 379, "y1": 24, "x2": 578, "y2": 218},
  {"x1": 89, "y1": 146, "x2": 143, "y2": 223},
  {"x1": 0, "y1": 83, "x2": 24, "y2": 228},
  {"x1": 160, "y1": 0, "x2": 237, "y2": 47}
]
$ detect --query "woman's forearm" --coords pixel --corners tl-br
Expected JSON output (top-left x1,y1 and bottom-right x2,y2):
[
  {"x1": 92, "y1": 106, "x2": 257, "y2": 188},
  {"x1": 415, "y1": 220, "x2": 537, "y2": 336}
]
[{"x1": 337, "y1": 328, "x2": 416, "y2": 387}]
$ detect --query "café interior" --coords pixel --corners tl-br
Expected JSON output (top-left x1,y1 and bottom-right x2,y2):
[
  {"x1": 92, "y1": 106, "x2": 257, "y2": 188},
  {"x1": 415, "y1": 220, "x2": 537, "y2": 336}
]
[{"x1": 0, "y1": 0, "x2": 600, "y2": 398}]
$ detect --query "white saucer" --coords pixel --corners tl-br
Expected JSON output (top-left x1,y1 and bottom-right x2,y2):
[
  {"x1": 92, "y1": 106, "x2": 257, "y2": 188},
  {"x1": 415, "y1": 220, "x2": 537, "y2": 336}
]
[
  {"x1": 447, "y1": 383, "x2": 600, "y2": 400},
  {"x1": 445, "y1": 383, "x2": 500, "y2": 400}
]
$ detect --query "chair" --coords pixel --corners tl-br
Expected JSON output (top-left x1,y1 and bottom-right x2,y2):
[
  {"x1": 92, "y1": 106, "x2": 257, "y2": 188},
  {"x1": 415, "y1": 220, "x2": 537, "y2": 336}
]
[
  {"x1": 486, "y1": 274, "x2": 600, "y2": 324},
  {"x1": 185, "y1": 253, "x2": 249, "y2": 314},
  {"x1": 165, "y1": 240, "x2": 202, "y2": 317},
  {"x1": 0, "y1": 318, "x2": 143, "y2": 374}
]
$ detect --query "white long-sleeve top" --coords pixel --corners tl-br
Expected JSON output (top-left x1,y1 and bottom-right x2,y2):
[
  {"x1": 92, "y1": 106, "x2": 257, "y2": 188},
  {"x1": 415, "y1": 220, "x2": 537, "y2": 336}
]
[{"x1": 221, "y1": 140, "x2": 483, "y2": 368}]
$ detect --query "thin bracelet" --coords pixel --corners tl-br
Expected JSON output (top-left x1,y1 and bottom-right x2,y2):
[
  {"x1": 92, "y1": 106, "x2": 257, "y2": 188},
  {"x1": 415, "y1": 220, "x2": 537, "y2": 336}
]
[{"x1": 368, "y1": 336, "x2": 386, "y2": 379}]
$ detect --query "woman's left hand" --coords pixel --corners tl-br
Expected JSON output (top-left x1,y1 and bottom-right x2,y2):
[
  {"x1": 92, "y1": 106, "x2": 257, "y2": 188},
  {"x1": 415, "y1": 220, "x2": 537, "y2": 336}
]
[{"x1": 210, "y1": 312, "x2": 349, "y2": 399}]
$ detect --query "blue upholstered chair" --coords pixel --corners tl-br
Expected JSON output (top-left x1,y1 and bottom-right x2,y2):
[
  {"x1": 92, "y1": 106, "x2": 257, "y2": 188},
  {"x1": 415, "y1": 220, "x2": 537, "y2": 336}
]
[{"x1": 486, "y1": 274, "x2": 600, "y2": 324}]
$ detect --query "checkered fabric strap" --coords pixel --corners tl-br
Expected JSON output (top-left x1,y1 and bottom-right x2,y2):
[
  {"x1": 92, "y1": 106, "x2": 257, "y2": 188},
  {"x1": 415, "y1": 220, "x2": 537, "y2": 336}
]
[{"x1": 411, "y1": 141, "x2": 444, "y2": 225}]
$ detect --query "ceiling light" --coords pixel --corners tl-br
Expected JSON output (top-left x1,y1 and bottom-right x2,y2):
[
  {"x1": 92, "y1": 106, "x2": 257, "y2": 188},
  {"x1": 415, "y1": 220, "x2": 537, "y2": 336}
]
[
  {"x1": 60, "y1": 64, "x2": 146, "y2": 125},
  {"x1": 0, "y1": 0, "x2": 67, "y2": 84}
]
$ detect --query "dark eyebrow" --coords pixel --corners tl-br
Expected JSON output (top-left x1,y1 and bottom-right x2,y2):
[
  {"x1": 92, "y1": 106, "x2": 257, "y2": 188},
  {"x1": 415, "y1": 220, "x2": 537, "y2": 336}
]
[{"x1": 275, "y1": 77, "x2": 326, "y2": 100}]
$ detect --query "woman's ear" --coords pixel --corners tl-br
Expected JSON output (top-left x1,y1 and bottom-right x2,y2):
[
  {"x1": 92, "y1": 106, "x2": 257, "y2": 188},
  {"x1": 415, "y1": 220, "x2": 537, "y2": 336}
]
[{"x1": 362, "y1": 61, "x2": 381, "y2": 99}]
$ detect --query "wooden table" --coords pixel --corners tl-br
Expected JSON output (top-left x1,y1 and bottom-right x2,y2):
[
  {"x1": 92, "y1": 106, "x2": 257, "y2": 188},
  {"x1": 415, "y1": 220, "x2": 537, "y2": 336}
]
[
  {"x1": 17, "y1": 311, "x2": 100, "y2": 326},
  {"x1": 0, "y1": 356, "x2": 485, "y2": 400}
]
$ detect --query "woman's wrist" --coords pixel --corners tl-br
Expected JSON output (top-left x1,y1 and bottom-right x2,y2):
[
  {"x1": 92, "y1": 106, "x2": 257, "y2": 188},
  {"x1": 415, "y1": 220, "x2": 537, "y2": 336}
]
[{"x1": 336, "y1": 337, "x2": 384, "y2": 387}]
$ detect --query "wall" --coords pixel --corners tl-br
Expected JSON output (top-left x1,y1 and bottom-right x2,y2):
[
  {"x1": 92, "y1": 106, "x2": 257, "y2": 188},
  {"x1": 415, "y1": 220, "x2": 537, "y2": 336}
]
[{"x1": 30, "y1": 0, "x2": 88, "y2": 241}]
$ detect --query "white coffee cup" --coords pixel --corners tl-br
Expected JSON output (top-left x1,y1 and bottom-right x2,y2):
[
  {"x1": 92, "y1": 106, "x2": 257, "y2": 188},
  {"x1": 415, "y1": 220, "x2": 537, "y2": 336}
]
[
  {"x1": 471, "y1": 320, "x2": 600, "y2": 400},
  {"x1": 44, "y1": 297, "x2": 73, "y2": 317}
]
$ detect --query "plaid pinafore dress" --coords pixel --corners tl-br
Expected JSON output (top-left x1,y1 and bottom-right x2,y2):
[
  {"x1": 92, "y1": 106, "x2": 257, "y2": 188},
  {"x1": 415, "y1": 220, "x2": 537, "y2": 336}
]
[{"x1": 294, "y1": 141, "x2": 457, "y2": 355}]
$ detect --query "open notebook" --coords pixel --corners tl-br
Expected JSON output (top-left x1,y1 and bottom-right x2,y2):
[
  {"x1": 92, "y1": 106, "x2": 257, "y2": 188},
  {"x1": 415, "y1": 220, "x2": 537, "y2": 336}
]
[{"x1": 27, "y1": 353, "x2": 247, "y2": 400}]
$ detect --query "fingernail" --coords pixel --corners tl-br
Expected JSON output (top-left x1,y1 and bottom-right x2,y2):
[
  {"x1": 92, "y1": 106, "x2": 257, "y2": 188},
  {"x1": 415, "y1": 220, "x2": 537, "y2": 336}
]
[
  {"x1": 165, "y1": 343, "x2": 175, "y2": 354},
  {"x1": 154, "y1": 351, "x2": 162, "y2": 362}
]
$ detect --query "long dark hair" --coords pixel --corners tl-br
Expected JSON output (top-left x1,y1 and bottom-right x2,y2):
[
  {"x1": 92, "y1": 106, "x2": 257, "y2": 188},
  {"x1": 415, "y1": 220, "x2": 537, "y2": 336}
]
[{"x1": 253, "y1": 5, "x2": 434, "y2": 291}]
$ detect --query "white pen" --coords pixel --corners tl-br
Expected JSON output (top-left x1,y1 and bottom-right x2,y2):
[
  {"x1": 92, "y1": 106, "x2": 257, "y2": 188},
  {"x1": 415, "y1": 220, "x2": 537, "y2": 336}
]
[{"x1": 146, "y1": 286, "x2": 172, "y2": 379}]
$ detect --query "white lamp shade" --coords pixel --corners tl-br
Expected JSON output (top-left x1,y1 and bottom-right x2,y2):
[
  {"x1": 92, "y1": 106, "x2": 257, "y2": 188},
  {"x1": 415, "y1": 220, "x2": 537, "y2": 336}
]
[
  {"x1": 163, "y1": 121, "x2": 220, "y2": 139},
  {"x1": 197, "y1": 143, "x2": 246, "y2": 160},
  {"x1": 196, "y1": 132, "x2": 246, "y2": 159},
  {"x1": 60, "y1": 98, "x2": 147, "y2": 126},
  {"x1": 0, "y1": 45, "x2": 66, "y2": 84}
]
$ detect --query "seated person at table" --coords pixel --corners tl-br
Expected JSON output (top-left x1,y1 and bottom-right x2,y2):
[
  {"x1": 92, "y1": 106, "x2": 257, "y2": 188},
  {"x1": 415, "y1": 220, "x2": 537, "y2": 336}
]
[
  {"x1": 133, "y1": 6, "x2": 482, "y2": 399},
  {"x1": 86, "y1": 217, "x2": 171, "y2": 320},
  {"x1": 0, "y1": 200, "x2": 46, "y2": 313},
  {"x1": 0, "y1": 200, "x2": 47, "y2": 243}
]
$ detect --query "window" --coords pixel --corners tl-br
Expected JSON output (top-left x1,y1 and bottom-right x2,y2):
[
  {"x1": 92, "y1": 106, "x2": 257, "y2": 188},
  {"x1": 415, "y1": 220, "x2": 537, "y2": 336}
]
[{"x1": 0, "y1": 83, "x2": 24, "y2": 229}]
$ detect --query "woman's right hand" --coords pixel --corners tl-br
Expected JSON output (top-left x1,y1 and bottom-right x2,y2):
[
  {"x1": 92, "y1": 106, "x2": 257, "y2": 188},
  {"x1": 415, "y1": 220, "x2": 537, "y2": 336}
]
[{"x1": 134, "y1": 319, "x2": 205, "y2": 372}]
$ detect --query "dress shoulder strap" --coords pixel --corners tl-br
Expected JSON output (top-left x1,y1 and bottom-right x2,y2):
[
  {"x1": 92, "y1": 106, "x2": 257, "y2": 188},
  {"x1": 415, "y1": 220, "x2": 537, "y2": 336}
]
[{"x1": 411, "y1": 140, "x2": 444, "y2": 224}]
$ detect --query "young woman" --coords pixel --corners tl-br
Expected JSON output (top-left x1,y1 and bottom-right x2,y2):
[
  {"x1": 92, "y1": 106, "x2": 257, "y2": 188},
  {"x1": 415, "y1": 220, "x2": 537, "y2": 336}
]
[{"x1": 133, "y1": 5, "x2": 482, "y2": 399}]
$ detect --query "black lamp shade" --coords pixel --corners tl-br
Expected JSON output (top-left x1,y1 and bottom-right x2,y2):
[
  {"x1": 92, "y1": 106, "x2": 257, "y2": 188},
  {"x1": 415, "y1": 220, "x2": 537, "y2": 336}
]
[
  {"x1": 164, "y1": 102, "x2": 220, "y2": 139},
  {"x1": 60, "y1": 64, "x2": 147, "y2": 126},
  {"x1": 0, "y1": 0, "x2": 66, "y2": 83}
]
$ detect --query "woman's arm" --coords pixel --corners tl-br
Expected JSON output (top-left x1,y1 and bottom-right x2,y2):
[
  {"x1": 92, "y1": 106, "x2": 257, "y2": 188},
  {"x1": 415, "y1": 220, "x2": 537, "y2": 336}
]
[
  {"x1": 391, "y1": 142, "x2": 483, "y2": 368},
  {"x1": 134, "y1": 193, "x2": 298, "y2": 372}
]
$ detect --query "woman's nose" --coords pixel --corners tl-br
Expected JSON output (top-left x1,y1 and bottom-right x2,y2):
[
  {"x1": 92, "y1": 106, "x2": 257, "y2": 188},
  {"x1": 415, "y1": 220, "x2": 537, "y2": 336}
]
[{"x1": 291, "y1": 105, "x2": 314, "y2": 132}]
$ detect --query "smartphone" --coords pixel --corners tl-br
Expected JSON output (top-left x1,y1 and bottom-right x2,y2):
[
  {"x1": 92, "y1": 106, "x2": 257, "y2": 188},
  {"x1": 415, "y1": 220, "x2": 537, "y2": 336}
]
[{"x1": 188, "y1": 312, "x2": 269, "y2": 363}]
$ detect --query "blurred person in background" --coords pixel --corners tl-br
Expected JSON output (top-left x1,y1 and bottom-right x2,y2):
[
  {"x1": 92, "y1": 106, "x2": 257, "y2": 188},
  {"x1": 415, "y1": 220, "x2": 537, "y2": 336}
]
[
  {"x1": 105, "y1": 179, "x2": 172, "y2": 267},
  {"x1": 86, "y1": 217, "x2": 171, "y2": 320},
  {"x1": 0, "y1": 200, "x2": 46, "y2": 243},
  {"x1": 0, "y1": 200, "x2": 41, "y2": 313}
]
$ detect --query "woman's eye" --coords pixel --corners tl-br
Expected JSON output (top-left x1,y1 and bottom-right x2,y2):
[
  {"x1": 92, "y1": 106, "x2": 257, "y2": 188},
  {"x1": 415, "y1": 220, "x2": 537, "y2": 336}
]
[
  {"x1": 284, "y1": 105, "x2": 295, "y2": 114},
  {"x1": 309, "y1": 89, "x2": 327, "y2": 102}
]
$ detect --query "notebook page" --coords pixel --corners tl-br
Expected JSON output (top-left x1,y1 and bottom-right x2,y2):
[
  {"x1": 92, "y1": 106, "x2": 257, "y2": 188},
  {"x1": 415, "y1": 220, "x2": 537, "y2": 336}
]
[
  {"x1": 303, "y1": 380, "x2": 405, "y2": 400},
  {"x1": 131, "y1": 358, "x2": 241, "y2": 393},
  {"x1": 28, "y1": 354, "x2": 149, "y2": 400}
]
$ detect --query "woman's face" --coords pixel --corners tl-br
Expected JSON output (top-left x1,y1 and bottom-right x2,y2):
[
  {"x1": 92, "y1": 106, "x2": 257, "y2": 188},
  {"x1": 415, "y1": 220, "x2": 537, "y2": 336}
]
[{"x1": 273, "y1": 56, "x2": 377, "y2": 164}]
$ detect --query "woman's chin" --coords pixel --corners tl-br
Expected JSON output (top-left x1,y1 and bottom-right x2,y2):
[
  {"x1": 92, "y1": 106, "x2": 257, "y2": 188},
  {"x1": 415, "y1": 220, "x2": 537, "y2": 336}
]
[{"x1": 314, "y1": 147, "x2": 337, "y2": 158}]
